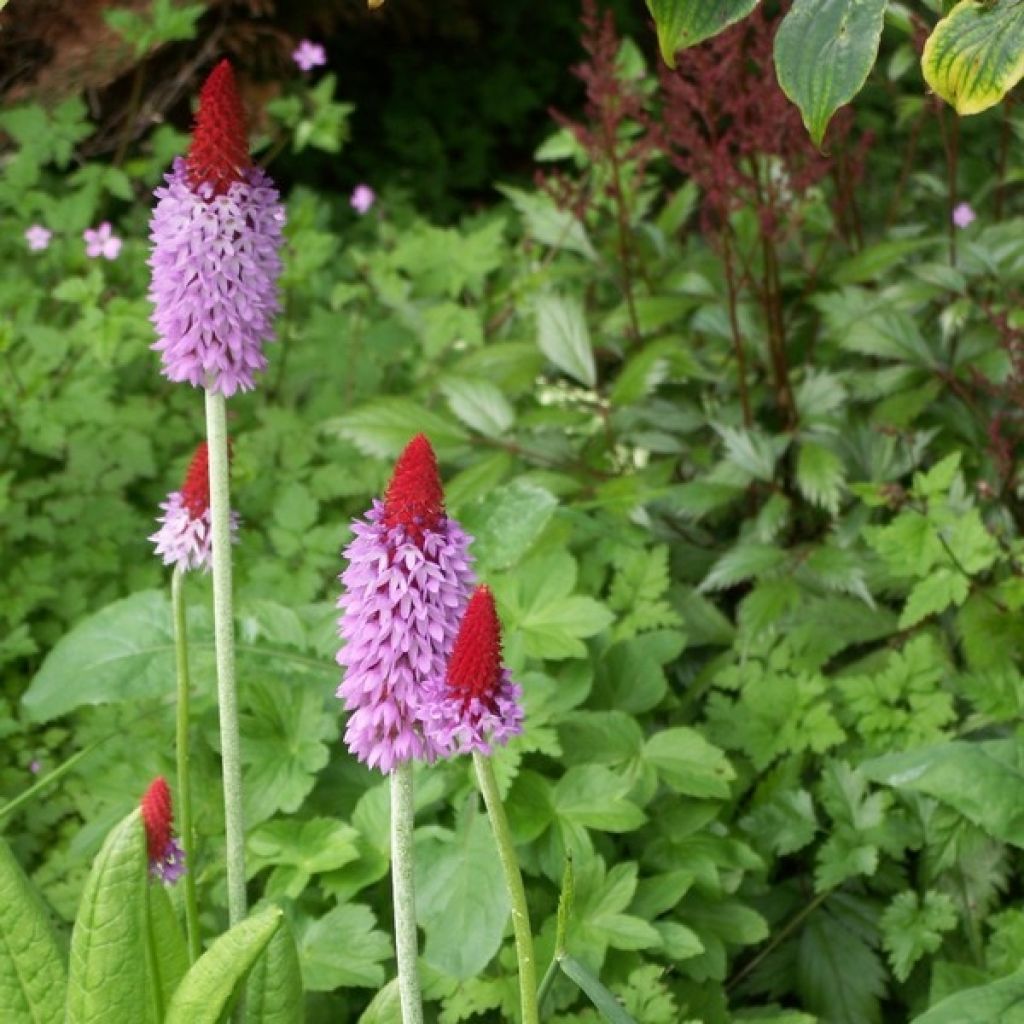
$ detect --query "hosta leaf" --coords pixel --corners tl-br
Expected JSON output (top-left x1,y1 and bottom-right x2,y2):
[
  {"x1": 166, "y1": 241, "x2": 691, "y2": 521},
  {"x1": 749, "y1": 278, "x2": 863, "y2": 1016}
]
[
  {"x1": 0, "y1": 838, "x2": 66, "y2": 1023},
  {"x1": 66, "y1": 810, "x2": 149, "y2": 1024},
  {"x1": 165, "y1": 906, "x2": 283, "y2": 1024},
  {"x1": 774, "y1": 0, "x2": 888, "y2": 145},
  {"x1": 922, "y1": 0, "x2": 1024, "y2": 116},
  {"x1": 645, "y1": 0, "x2": 761, "y2": 65}
]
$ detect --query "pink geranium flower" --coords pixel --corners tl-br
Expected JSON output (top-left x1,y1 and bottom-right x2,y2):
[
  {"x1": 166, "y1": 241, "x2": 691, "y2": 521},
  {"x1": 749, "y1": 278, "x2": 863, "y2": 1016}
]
[
  {"x1": 350, "y1": 184, "x2": 376, "y2": 215},
  {"x1": 83, "y1": 222, "x2": 122, "y2": 260},
  {"x1": 292, "y1": 40, "x2": 327, "y2": 72},
  {"x1": 25, "y1": 225, "x2": 52, "y2": 251}
]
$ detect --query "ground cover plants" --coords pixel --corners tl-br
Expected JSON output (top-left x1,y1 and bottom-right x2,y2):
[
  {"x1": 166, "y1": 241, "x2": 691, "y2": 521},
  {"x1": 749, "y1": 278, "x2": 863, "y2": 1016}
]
[{"x1": 3, "y1": 0, "x2": 1024, "y2": 1021}]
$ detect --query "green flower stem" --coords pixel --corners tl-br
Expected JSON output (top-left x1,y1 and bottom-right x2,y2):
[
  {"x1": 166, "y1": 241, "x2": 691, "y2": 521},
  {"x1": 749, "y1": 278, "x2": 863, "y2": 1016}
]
[
  {"x1": 171, "y1": 566, "x2": 202, "y2": 963},
  {"x1": 204, "y1": 389, "x2": 247, "y2": 928},
  {"x1": 474, "y1": 752, "x2": 540, "y2": 1024},
  {"x1": 390, "y1": 760, "x2": 424, "y2": 1024}
]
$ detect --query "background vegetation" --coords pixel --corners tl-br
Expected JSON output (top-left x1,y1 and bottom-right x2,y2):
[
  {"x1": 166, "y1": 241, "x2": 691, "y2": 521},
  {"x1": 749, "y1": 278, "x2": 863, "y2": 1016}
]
[{"x1": 3, "y1": 1, "x2": 1024, "y2": 1021}]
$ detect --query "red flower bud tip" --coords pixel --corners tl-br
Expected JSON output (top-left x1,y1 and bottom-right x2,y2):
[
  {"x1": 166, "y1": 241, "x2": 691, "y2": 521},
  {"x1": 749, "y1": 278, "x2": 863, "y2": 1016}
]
[
  {"x1": 187, "y1": 59, "x2": 251, "y2": 195},
  {"x1": 180, "y1": 441, "x2": 210, "y2": 520},
  {"x1": 383, "y1": 434, "x2": 444, "y2": 536},
  {"x1": 446, "y1": 586, "x2": 503, "y2": 702},
  {"x1": 141, "y1": 776, "x2": 174, "y2": 863}
]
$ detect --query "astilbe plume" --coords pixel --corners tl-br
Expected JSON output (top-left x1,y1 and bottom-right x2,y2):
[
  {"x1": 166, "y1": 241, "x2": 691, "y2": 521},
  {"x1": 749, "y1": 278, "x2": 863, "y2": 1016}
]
[
  {"x1": 148, "y1": 59, "x2": 285, "y2": 397},
  {"x1": 150, "y1": 440, "x2": 239, "y2": 572},
  {"x1": 141, "y1": 777, "x2": 185, "y2": 884},
  {"x1": 336, "y1": 435, "x2": 475, "y2": 773},
  {"x1": 422, "y1": 585, "x2": 523, "y2": 755}
]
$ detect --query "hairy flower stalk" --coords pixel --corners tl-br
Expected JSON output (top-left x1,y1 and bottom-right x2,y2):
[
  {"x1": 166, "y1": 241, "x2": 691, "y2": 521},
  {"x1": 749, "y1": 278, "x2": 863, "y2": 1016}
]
[
  {"x1": 148, "y1": 60, "x2": 283, "y2": 933},
  {"x1": 425, "y1": 587, "x2": 535, "y2": 1024},
  {"x1": 336, "y1": 434, "x2": 474, "y2": 1024}
]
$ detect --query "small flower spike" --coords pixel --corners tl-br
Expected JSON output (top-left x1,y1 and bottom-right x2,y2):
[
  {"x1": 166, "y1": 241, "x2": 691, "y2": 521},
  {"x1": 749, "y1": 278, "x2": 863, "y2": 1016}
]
[
  {"x1": 150, "y1": 440, "x2": 239, "y2": 572},
  {"x1": 148, "y1": 59, "x2": 285, "y2": 397},
  {"x1": 422, "y1": 585, "x2": 524, "y2": 756},
  {"x1": 141, "y1": 777, "x2": 186, "y2": 884},
  {"x1": 336, "y1": 435, "x2": 475, "y2": 773}
]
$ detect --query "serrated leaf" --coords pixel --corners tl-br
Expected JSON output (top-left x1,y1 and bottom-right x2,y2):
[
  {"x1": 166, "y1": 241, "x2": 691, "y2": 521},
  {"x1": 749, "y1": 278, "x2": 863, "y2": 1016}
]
[
  {"x1": 67, "y1": 810, "x2": 149, "y2": 1024},
  {"x1": 165, "y1": 906, "x2": 283, "y2": 1023},
  {"x1": 497, "y1": 184, "x2": 596, "y2": 258},
  {"x1": 700, "y1": 544, "x2": 786, "y2": 592},
  {"x1": 922, "y1": 0, "x2": 1024, "y2": 116},
  {"x1": 645, "y1": 0, "x2": 761, "y2": 64},
  {"x1": 297, "y1": 904, "x2": 391, "y2": 991},
  {"x1": 325, "y1": 398, "x2": 468, "y2": 458},
  {"x1": 796, "y1": 441, "x2": 845, "y2": 515},
  {"x1": 881, "y1": 890, "x2": 957, "y2": 982},
  {"x1": 0, "y1": 838, "x2": 66, "y2": 1023},
  {"x1": 440, "y1": 376, "x2": 515, "y2": 438},
  {"x1": 536, "y1": 294, "x2": 596, "y2": 388},
  {"x1": 774, "y1": 0, "x2": 888, "y2": 145}
]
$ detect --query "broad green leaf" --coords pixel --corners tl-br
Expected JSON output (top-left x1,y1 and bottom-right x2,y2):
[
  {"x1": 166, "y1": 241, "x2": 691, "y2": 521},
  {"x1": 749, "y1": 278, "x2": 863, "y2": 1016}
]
[
  {"x1": 146, "y1": 885, "x2": 188, "y2": 1014},
  {"x1": 922, "y1": 0, "x2": 1024, "y2": 116},
  {"x1": 247, "y1": 917, "x2": 304, "y2": 1024},
  {"x1": 297, "y1": 904, "x2": 391, "y2": 991},
  {"x1": 0, "y1": 838, "x2": 66, "y2": 1023},
  {"x1": 459, "y1": 480, "x2": 557, "y2": 571},
  {"x1": 796, "y1": 441, "x2": 845, "y2": 515},
  {"x1": 559, "y1": 953, "x2": 638, "y2": 1024},
  {"x1": 417, "y1": 805, "x2": 509, "y2": 978},
  {"x1": 440, "y1": 376, "x2": 515, "y2": 438},
  {"x1": 497, "y1": 184, "x2": 596, "y2": 258},
  {"x1": 536, "y1": 294, "x2": 596, "y2": 389},
  {"x1": 912, "y1": 969, "x2": 1024, "y2": 1023},
  {"x1": 774, "y1": 0, "x2": 888, "y2": 145},
  {"x1": 67, "y1": 810, "x2": 149, "y2": 1024},
  {"x1": 248, "y1": 818, "x2": 360, "y2": 899},
  {"x1": 325, "y1": 398, "x2": 468, "y2": 458},
  {"x1": 554, "y1": 766, "x2": 647, "y2": 833},
  {"x1": 644, "y1": 728, "x2": 735, "y2": 799},
  {"x1": 164, "y1": 906, "x2": 283, "y2": 1024},
  {"x1": 358, "y1": 979, "x2": 402, "y2": 1024},
  {"x1": 645, "y1": 0, "x2": 761, "y2": 65},
  {"x1": 863, "y1": 738, "x2": 1024, "y2": 848}
]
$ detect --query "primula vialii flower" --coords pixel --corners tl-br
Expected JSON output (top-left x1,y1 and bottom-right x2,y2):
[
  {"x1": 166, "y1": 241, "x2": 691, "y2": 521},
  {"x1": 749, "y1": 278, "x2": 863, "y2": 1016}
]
[
  {"x1": 422, "y1": 585, "x2": 523, "y2": 755},
  {"x1": 150, "y1": 440, "x2": 239, "y2": 572},
  {"x1": 336, "y1": 434, "x2": 474, "y2": 773},
  {"x1": 141, "y1": 776, "x2": 186, "y2": 884},
  {"x1": 148, "y1": 59, "x2": 285, "y2": 397}
]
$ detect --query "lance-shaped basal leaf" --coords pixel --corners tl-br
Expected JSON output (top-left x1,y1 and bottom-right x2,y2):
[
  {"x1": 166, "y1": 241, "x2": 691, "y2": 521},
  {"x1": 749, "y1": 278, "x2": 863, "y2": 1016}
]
[
  {"x1": 164, "y1": 905, "x2": 283, "y2": 1024},
  {"x1": 774, "y1": 0, "x2": 888, "y2": 146},
  {"x1": 645, "y1": 0, "x2": 761, "y2": 66},
  {"x1": 0, "y1": 838, "x2": 67, "y2": 1023},
  {"x1": 922, "y1": 0, "x2": 1024, "y2": 116},
  {"x1": 66, "y1": 810, "x2": 149, "y2": 1024},
  {"x1": 247, "y1": 917, "x2": 304, "y2": 1024},
  {"x1": 145, "y1": 885, "x2": 189, "y2": 1014},
  {"x1": 910, "y1": 969, "x2": 1024, "y2": 1023}
]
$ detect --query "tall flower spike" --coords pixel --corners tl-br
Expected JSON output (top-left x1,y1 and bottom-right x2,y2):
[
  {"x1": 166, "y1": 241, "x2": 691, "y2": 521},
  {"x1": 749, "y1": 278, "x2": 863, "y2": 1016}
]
[
  {"x1": 141, "y1": 777, "x2": 186, "y2": 884},
  {"x1": 422, "y1": 586, "x2": 524, "y2": 756},
  {"x1": 150, "y1": 440, "x2": 239, "y2": 572},
  {"x1": 148, "y1": 59, "x2": 285, "y2": 397},
  {"x1": 336, "y1": 434, "x2": 475, "y2": 773}
]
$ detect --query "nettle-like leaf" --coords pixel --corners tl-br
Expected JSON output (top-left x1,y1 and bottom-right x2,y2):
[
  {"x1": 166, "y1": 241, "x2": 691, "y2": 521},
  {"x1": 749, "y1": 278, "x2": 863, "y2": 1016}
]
[
  {"x1": 774, "y1": 0, "x2": 887, "y2": 146},
  {"x1": 607, "y1": 545, "x2": 683, "y2": 640},
  {"x1": 922, "y1": 0, "x2": 1024, "y2": 116},
  {"x1": 881, "y1": 890, "x2": 958, "y2": 982}
]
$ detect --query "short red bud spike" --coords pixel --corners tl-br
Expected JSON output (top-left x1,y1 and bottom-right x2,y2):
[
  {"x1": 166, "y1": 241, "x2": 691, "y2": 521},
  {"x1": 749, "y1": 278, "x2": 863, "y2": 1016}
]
[
  {"x1": 186, "y1": 59, "x2": 251, "y2": 195},
  {"x1": 446, "y1": 586, "x2": 503, "y2": 702},
  {"x1": 180, "y1": 441, "x2": 211, "y2": 519},
  {"x1": 140, "y1": 777, "x2": 185, "y2": 884},
  {"x1": 383, "y1": 434, "x2": 445, "y2": 536}
]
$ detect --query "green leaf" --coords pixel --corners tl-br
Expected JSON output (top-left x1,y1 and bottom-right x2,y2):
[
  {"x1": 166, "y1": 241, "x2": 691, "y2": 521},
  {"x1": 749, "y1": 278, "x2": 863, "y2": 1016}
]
[
  {"x1": 922, "y1": 0, "x2": 1024, "y2": 116},
  {"x1": 536, "y1": 294, "x2": 596, "y2": 388},
  {"x1": 248, "y1": 818, "x2": 360, "y2": 899},
  {"x1": 67, "y1": 810, "x2": 149, "y2": 1024},
  {"x1": 247, "y1": 917, "x2": 305, "y2": 1024},
  {"x1": 645, "y1": 0, "x2": 761, "y2": 64},
  {"x1": 700, "y1": 544, "x2": 786, "y2": 592},
  {"x1": 559, "y1": 953, "x2": 638, "y2": 1024},
  {"x1": 912, "y1": 970, "x2": 1024, "y2": 1023},
  {"x1": 325, "y1": 398, "x2": 468, "y2": 458},
  {"x1": 863, "y1": 738, "x2": 1024, "y2": 848},
  {"x1": 881, "y1": 890, "x2": 957, "y2": 982},
  {"x1": 900, "y1": 568, "x2": 970, "y2": 628},
  {"x1": 774, "y1": 0, "x2": 888, "y2": 145},
  {"x1": 497, "y1": 184, "x2": 596, "y2": 258},
  {"x1": 145, "y1": 885, "x2": 189, "y2": 1014},
  {"x1": 796, "y1": 441, "x2": 845, "y2": 515},
  {"x1": 459, "y1": 481, "x2": 557, "y2": 571},
  {"x1": 297, "y1": 904, "x2": 391, "y2": 991},
  {"x1": 164, "y1": 906, "x2": 283, "y2": 1024},
  {"x1": 440, "y1": 376, "x2": 515, "y2": 438},
  {"x1": 417, "y1": 805, "x2": 509, "y2": 978},
  {"x1": 554, "y1": 766, "x2": 647, "y2": 833},
  {"x1": 0, "y1": 838, "x2": 66, "y2": 1023},
  {"x1": 644, "y1": 728, "x2": 735, "y2": 799}
]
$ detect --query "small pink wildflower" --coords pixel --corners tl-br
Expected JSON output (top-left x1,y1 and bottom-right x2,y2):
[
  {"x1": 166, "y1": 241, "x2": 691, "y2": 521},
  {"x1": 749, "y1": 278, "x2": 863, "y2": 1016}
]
[
  {"x1": 28, "y1": 759, "x2": 42, "y2": 775},
  {"x1": 350, "y1": 184, "x2": 376, "y2": 215},
  {"x1": 292, "y1": 40, "x2": 327, "y2": 72},
  {"x1": 25, "y1": 225, "x2": 52, "y2": 251},
  {"x1": 952, "y1": 202, "x2": 976, "y2": 229},
  {"x1": 84, "y1": 222, "x2": 122, "y2": 260}
]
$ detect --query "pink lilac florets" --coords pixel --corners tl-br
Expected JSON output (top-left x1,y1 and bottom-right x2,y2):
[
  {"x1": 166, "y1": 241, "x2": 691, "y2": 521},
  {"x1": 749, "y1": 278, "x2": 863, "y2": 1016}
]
[
  {"x1": 422, "y1": 666, "x2": 523, "y2": 756},
  {"x1": 148, "y1": 157, "x2": 285, "y2": 397},
  {"x1": 149, "y1": 490, "x2": 239, "y2": 572},
  {"x1": 336, "y1": 500, "x2": 475, "y2": 773}
]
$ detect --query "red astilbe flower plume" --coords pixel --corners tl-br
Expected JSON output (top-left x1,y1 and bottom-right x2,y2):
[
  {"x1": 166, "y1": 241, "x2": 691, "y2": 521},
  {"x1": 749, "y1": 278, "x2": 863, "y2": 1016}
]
[
  {"x1": 383, "y1": 434, "x2": 445, "y2": 537},
  {"x1": 421, "y1": 585, "x2": 523, "y2": 756},
  {"x1": 186, "y1": 59, "x2": 251, "y2": 195},
  {"x1": 140, "y1": 777, "x2": 185, "y2": 884}
]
